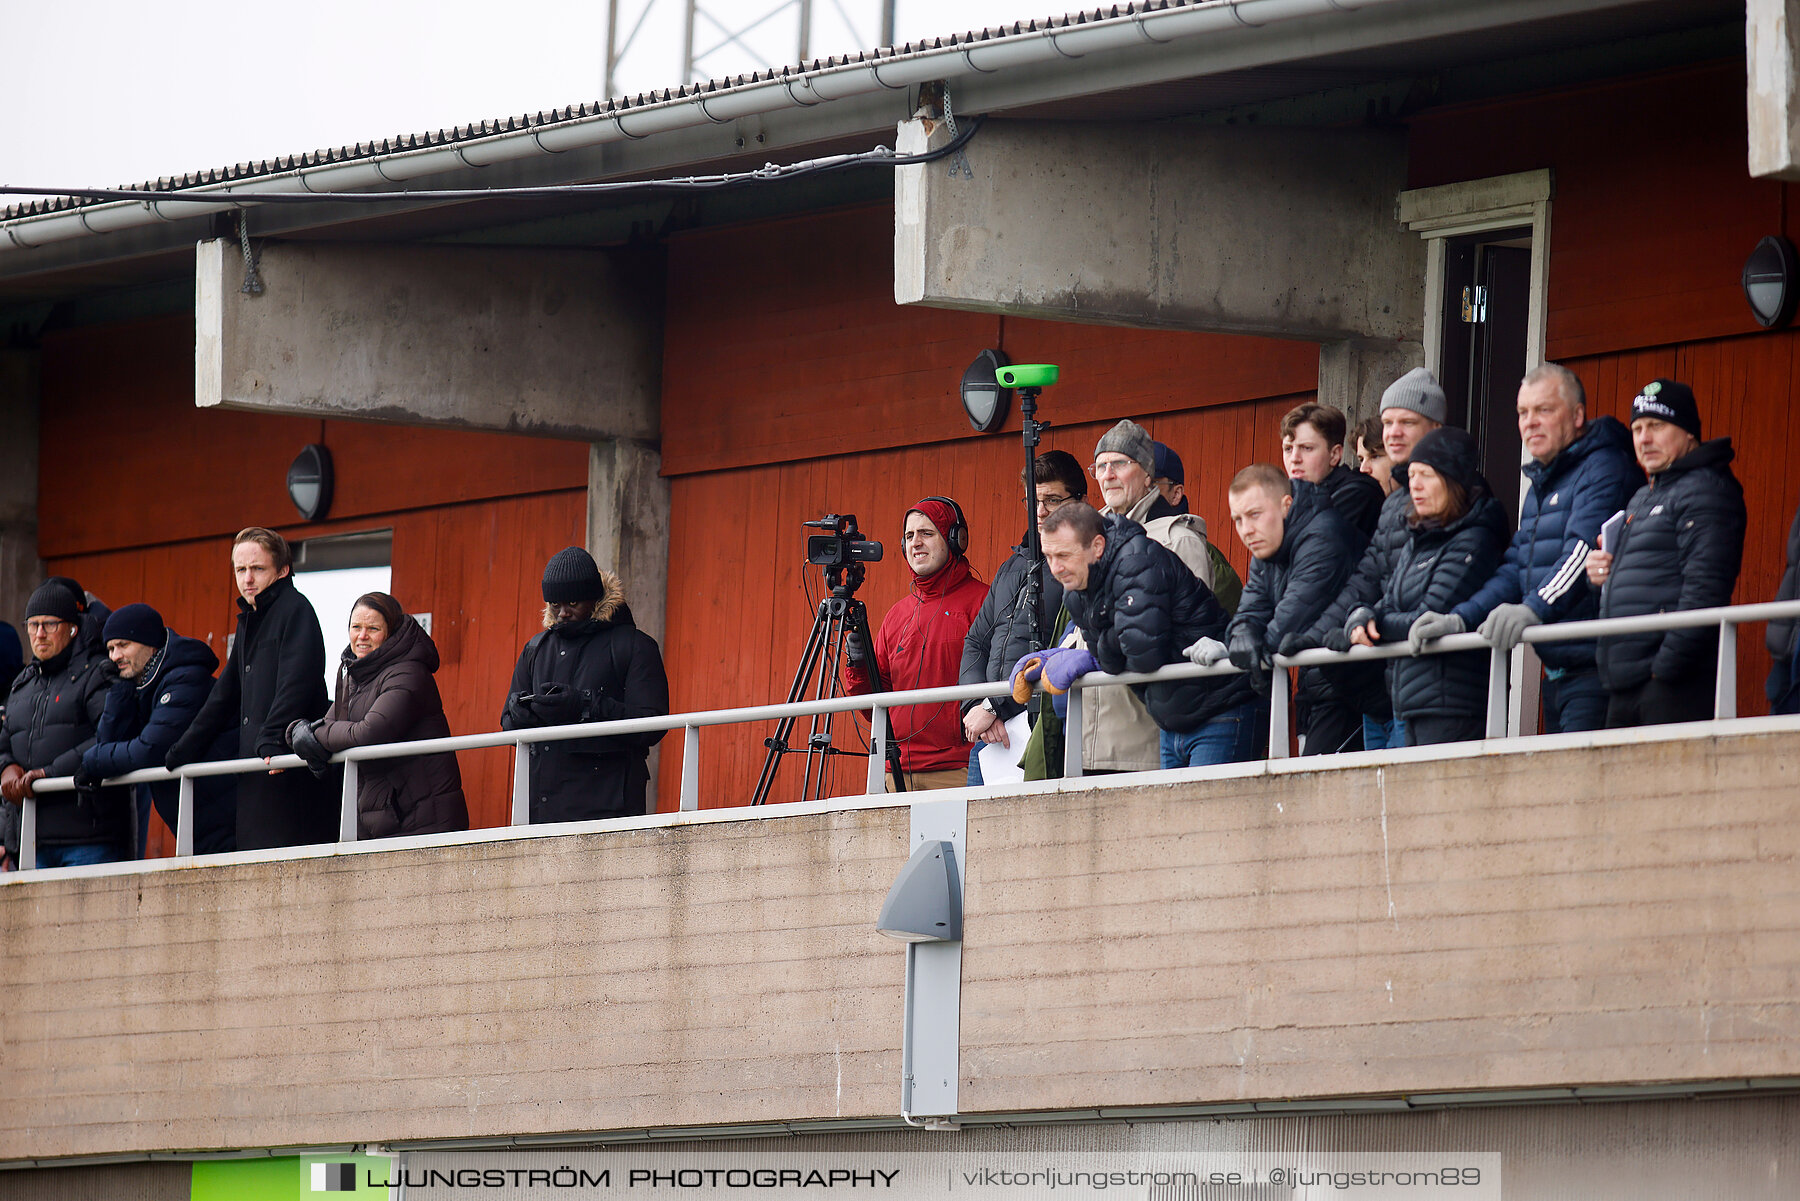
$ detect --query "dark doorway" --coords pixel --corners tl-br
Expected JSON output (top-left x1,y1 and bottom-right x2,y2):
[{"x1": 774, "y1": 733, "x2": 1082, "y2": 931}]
[{"x1": 1438, "y1": 231, "x2": 1531, "y2": 516}]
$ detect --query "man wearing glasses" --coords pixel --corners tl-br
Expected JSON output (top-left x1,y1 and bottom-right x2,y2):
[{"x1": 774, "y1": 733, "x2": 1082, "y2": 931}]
[
  {"x1": 0, "y1": 581, "x2": 130, "y2": 868},
  {"x1": 959, "y1": 450, "x2": 1089, "y2": 776}
]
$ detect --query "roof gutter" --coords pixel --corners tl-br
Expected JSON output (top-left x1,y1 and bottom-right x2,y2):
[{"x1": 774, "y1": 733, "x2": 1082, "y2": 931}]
[{"x1": 0, "y1": 0, "x2": 1408, "y2": 254}]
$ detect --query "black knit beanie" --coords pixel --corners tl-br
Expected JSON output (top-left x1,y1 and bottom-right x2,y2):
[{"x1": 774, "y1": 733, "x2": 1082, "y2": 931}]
[
  {"x1": 1630, "y1": 379, "x2": 1702, "y2": 439},
  {"x1": 102, "y1": 603, "x2": 167, "y2": 649},
  {"x1": 542, "y1": 546, "x2": 605, "y2": 604},
  {"x1": 1406, "y1": 426, "x2": 1485, "y2": 496},
  {"x1": 25, "y1": 581, "x2": 80, "y2": 625}
]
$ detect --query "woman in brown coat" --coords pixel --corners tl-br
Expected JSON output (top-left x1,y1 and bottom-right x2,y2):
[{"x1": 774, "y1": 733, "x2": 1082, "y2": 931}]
[{"x1": 287, "y1": 592, "x2": 468, "y2": 838}]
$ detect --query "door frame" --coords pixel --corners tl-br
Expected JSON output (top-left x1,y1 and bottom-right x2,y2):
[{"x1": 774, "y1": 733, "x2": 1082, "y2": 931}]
[{"x1": 1397, "y1": 169, "x2": 1554, "y2": 736}]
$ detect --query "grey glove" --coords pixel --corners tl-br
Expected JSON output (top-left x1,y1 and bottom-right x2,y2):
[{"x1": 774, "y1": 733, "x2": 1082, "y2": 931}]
[
  {"x1": 1343, "y1": 606, "x2": 1377, "y2": 643},
  {"x1": 1407, "y1": 611, "x2": 1465, "y2": 656},
  {"x1": 1182, "y1": 636, "x2": 1230, "y2": 667},
  {"x1": 1479, "y1": 602, "x2": 1543, "y2": 651}
]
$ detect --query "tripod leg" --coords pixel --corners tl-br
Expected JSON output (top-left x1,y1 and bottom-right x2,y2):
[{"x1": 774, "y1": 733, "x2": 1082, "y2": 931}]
[
  {"x1": 752, "y1": 600, "x2": 832, "y2": 806},
  {"x1": 846, "y1": 598, "x2": 905, "y2": 793}
]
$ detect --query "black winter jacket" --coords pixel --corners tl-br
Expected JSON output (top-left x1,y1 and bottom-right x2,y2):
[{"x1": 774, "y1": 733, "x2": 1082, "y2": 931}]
[
  {"x1": 84, "y1": 631, "x2": 237, "y2": 855},
  {"x1": 0, "y1": 641, "x2": 130, "y2": 848},
  {"x1": 1597, "y1": 438, "x2": 1747, "y2": 692},
  {"x1": 959, "y1": 544, "x2": 1064, "y2": 722},
  {"x1": 168, "y1": 574, "x2": 335, "y2": 851},
  {"x1": 1452, "y1": 416, "x2": 1641, "y2": 670},
  {"x1": 1228, "y1": 481, "x2": 1368, "y2": 706},
  {"x1": 1321, "y1": 464, "x2": 1386, "y2": 548},
  {"x1": 1305, "y1": 485, "x2": 1415, "y2": 646},
  {"x1": 1064, "y1": 516, "x2": 1250, "y2": 734},
  {"x1": 502, "y1": 574, "x2": 670, "y2": 824},
  {"x1": 316, "y1": 616, "x2": 468, "y2": 839},
  {"x1": 1374, "y1": 494, "x2": 1512, "y2": 721},
  {"x1": 1767, "y1": 494, "x2": 1800, "y2": 711}
]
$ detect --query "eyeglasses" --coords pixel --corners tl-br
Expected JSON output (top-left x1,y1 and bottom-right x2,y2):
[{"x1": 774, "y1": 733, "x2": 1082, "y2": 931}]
[
  {"x1": 1032, "y1": 493, "x2": 1075, "y2": 510},
  {"x1": 1088, "y1": 457, "x2": 1135, "y2": 478},
  {"x1": 25, "y1": 619, "x2": 67, "y2": 635}
]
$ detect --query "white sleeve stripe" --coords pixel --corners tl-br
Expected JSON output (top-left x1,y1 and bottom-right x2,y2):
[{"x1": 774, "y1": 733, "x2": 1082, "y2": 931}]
[{"x1": 1538, "y1": 540, "x2": 1590, "y2": 604}]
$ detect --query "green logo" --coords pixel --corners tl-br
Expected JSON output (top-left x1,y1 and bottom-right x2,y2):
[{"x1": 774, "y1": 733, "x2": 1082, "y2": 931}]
[{"x1": 191, "y1": 1154, "x2": 393, "y2": 1200}]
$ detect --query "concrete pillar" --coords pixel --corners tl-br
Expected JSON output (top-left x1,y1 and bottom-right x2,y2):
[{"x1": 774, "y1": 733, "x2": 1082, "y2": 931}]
[
  {"x1": 587, "y1": 439, "x2": 669, "y2": 647},
  {"x1": 896, "y1": 117, "x2": 1424, "y2": 343},
  {"x1": 1749, "y1": 0, "x2": 1800, "y2": 179},
  {"x1": 0, "y1": 351, "x2": 42, "y2": 628},
  {"x1": 1318, "y1": 337, "x2": 1424, "y2": 433},
  {"x1": 195, "y1": 239, "x2": 662, "y2": 442}
]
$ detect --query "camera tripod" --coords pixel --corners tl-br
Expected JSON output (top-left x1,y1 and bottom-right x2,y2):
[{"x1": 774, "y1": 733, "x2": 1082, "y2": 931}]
[{"x1": 751, "y1": 562, "x2": 906, "y2": 805}]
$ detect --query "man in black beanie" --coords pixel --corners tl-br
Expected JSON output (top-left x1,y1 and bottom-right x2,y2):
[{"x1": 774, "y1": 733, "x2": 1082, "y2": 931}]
[
  {"x1": 78, "y1": 603, "x2": 237, "y2": 857},
  {"x1": 0, "y1": 581, "x2": 129, "y2": 867},
  {"x1": 1585, "y1": 379, "x2": 1747, "y2": 728},
  {"x1": 502, "y1": 546, "x2": 670, "y2": 822}
]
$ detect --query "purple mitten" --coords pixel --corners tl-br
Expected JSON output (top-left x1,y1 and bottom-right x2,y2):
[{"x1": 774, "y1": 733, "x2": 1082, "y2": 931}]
[
  {"x1": 1041, "y1": 648, "x2": 1098, "y2": 695},
  {"x1": 1010, "y1": 652, "x2": 1048, "y2": 704}
]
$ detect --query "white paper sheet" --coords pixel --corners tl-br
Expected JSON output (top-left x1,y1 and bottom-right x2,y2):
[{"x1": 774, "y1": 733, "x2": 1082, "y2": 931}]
[{"x1": 976, "y1": 712, "x2": 1033, "y2": 786}]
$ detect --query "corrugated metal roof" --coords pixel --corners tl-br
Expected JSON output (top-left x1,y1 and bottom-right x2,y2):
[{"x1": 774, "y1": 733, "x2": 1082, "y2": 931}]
[{"x1": 1, "y1": 2, "x2": 1193, "y2": 222}]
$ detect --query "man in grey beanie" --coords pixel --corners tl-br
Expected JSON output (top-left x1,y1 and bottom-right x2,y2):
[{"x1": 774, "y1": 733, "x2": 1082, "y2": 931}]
[{"x1": 1295, "y1": 367, "x2": 1447, "y2": 750}]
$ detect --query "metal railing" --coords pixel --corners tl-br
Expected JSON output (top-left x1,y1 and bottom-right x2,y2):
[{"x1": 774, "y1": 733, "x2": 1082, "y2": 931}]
[{"x1": 15, "y1": 599, "x2": 1800, "y2": 872}]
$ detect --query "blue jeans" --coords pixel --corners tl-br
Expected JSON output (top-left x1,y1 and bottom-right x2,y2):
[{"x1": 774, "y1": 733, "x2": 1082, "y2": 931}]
[
  {"x1": 1362, "y1": 715, "x2": 1407, "y2": 750},
  {"x1": 967, "y1": 743, "x2": 984, "y2": 787},
  {"x1": 1160, "y1": 703, "x2": 1258, "y2": 768},
  {"x1": 1542, "y1": 668, "x2": 1607, "y2": 734},
  {"x1": 35, "y1": 843, "x2": 120, "y2": 868}
]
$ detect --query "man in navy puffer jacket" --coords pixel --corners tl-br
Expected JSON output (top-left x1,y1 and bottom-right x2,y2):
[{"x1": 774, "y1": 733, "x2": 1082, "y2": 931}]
[
  {"x1": 1407, "y1": 364, "x2": 1641, "y2": 733},
  {"x1": 78, "y1": 604, "x2": 237, "y2": 856}
]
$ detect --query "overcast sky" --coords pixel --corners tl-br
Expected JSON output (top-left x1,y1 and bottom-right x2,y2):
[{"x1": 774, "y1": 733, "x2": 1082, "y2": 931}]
[{"x1": 1, "y1": 0, "x2": 1055, "y2": 197}]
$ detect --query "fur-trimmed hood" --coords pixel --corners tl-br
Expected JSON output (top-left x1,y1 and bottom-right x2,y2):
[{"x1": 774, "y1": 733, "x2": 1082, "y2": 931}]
[{"x1": 542, "y1": 570, "x2": 631, "y2": 629}]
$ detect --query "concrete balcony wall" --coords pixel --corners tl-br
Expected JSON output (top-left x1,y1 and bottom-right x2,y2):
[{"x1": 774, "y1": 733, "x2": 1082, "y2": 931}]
[{"x1": 1, "y1": 725, "x2": 1797, "y2": 1162}]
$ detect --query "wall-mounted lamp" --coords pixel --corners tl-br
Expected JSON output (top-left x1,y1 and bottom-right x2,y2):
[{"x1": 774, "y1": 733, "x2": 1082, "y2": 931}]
[
  {"x1": 287, "y1": 444, "x2": 334, "y2": 522},
  {"x1": 1743, "y1": 235, "x2": 1799, "y2": 329},
  {"x1": 877, "y1": 840, "x2": 963, "y2": 943},
  {"x1": 958, "y1": 349, "x2": 1012, "y2": 434}
]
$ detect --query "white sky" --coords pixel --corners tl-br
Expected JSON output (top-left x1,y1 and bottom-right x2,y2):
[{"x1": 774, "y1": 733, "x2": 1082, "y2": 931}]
[{"x1": 0, "y1": 1, "x2": 1058, "y2": 197}]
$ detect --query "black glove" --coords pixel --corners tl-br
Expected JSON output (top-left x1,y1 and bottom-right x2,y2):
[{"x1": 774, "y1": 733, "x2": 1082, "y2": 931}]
[
  {"x1": 528, "y1": 683, "x2": 587, "y2": 726},
  {"x1": 286, "y1": 718, "x2": 332, "y2": 771},
  {"x1": 164, "y1": 732, "x2": 200, "y2": 771},
  {"x1": 72, "y1": 761, "x2": 102, "y2": 790},
  {"x1": 1276, "y1": 630, "x2": 1309, "y2": 658},
  {"x1": 843, "y1": 629, "x2": 869, "y2": 664},
  {"x1": 1321, "y1": 625, "x2": 1353, "y2": 655},
  {"x1": 1227, "y1": 628, "x2": 1271, "y2": 697}
]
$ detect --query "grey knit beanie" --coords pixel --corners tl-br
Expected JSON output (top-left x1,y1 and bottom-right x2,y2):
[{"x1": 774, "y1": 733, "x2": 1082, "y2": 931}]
[
  {"x1": 1380, "y1": 367, "x2": 1448, "y2": 424},
  {"x1": 1094, "y1": 419, "x2": 1155, "y2": 475}
]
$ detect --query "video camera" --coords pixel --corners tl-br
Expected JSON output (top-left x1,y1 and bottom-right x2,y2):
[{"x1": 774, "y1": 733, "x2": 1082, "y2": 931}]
[{"x1": 805, "y1": 513, "x2": 883, "y2": 570}]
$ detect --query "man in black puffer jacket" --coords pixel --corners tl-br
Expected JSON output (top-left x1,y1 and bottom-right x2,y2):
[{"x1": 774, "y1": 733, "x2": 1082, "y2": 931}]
[
  {"x1": 1585, "y1": 380, "x2": 1747, "y2": 728},
  {"x1": 1043, "y1": 503, "x2": 1254, "y2": 768},
  {"x1": 959, "y1": 451, "x2": 1085, "y2": 778},
  {"x1": 503, "y1": 547, "x2": 670, "y2": 822},
  {"x1": 78, "y1": 603, "x2": 237, "y2": 856},
  {"x1": 1196, "y1": 467, "x2": 1364, "y2": 755},
  {"x1": 0, "y1": 581, "x2": 129, "y2": 867},
  {"x1": 1280, "y1": 402, "x2": 1385, "y2": 547},
  {"x1": 165, "y1": 527, "x2": 335, "y2": 851}
]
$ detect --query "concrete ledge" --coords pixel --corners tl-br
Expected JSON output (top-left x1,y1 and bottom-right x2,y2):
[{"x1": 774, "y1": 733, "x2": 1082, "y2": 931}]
[{"x1": 1, "y1": 724, "x2": 1797, "y2": 1160}]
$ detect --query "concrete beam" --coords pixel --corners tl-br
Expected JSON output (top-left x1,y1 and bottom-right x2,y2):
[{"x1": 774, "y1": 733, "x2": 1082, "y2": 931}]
[
  {"x1": 1749, "y1": 0, "x2": 1800, "y2": 180},
  {"x1": 896, "y1": 117, "x2": 1423, "y2": 343},
  {"x1": 0, "y1": 351, "x2": 41, "y2": 627},
  {"x1": 1318, "y1": 337, "x2": 1424, "y2": 431},
  {"x1": 195, "y1": 239, "x2": 662, "y2": 442}
]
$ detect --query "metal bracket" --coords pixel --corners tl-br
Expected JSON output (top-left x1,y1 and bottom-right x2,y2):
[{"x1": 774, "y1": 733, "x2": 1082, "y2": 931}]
[{"x1": 898, "y1": 798, "x2": 966, "y2": 1123}]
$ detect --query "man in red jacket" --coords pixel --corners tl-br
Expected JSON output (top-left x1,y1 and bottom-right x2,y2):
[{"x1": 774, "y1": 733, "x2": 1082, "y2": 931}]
[{"x1": 842, "y1": 497, "x2": 989, "y2": 791}]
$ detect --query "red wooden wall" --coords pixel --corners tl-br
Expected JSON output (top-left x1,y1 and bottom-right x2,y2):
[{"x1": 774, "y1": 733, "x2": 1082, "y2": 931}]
[
  {"x1": 657, "y1": 206, "x2": 1319, "y2": 807},
  {"x1": 37, "y1": 315, "x2": 589, "y2": 846},
  {"x1": 1411, "y1": 57, "x2": 1800, "y2": 718}
]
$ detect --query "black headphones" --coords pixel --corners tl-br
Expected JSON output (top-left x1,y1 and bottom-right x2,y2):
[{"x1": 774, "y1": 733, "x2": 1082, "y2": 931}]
[{"x1": 917, "y1": 496, "x2": 969, "y2": 556}]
